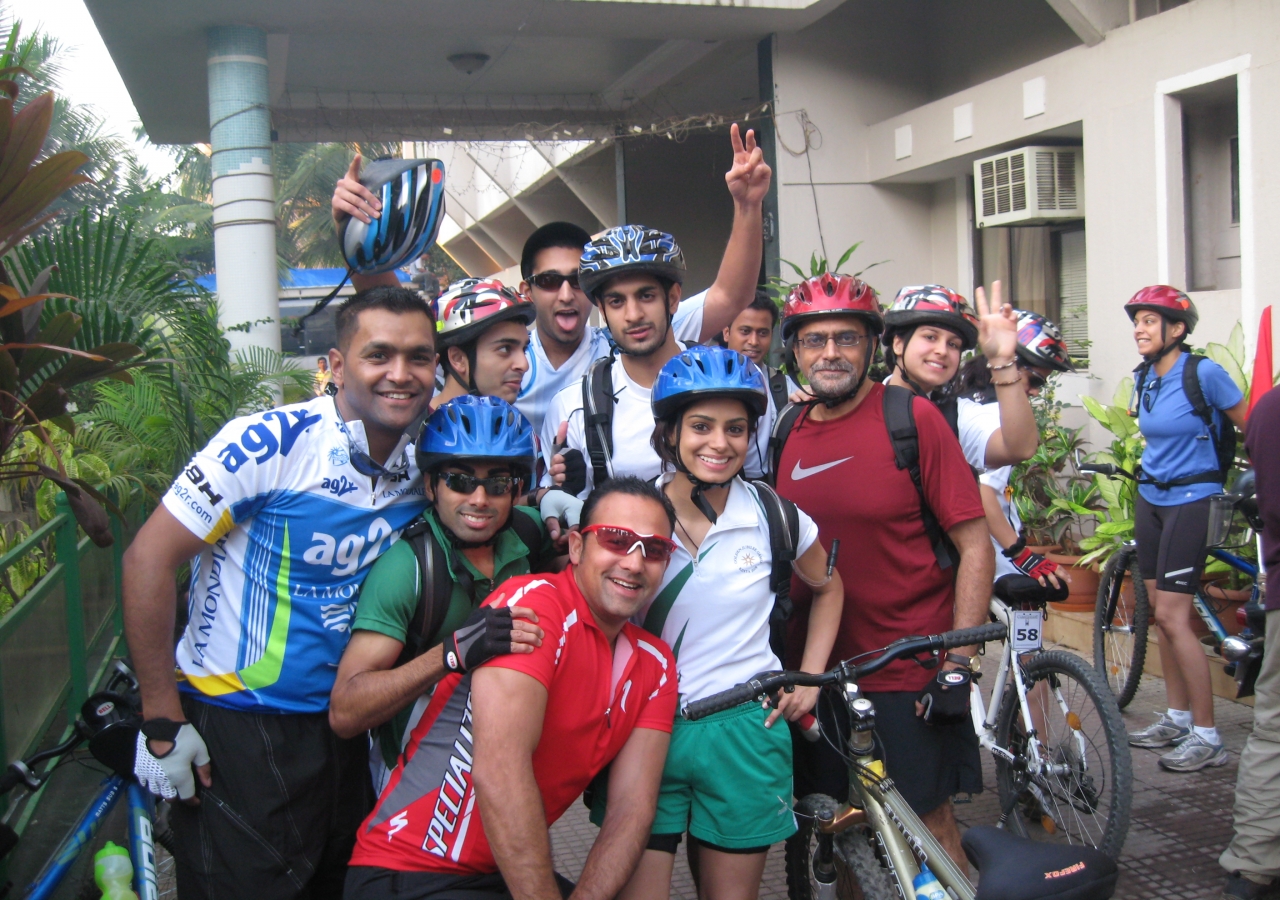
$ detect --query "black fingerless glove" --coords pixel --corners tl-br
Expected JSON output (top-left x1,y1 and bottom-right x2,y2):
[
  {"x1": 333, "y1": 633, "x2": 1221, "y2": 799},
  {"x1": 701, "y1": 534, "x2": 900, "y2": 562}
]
[
  {"x1": 917, "y1": 668, "x2": 972, "y2": 724},
  {"x1": 560, "y1": 449, "x2": 588, "y2": 497},
  {"x1": 444, "y1": 607, "x2": 515, "y2": 673}
]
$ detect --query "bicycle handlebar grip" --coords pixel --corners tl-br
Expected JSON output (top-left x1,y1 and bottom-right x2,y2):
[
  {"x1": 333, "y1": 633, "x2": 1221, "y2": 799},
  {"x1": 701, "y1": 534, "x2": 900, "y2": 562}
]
[
  {"x1": 1079, "y1": 463, "x2": 1117, "y2": 476},
  {"x1": 682, "y1": 682, "x2": 762, "y2": 721},
  {"x1": 941, "y1": 623, "x2": 1007, "y2": 648}
]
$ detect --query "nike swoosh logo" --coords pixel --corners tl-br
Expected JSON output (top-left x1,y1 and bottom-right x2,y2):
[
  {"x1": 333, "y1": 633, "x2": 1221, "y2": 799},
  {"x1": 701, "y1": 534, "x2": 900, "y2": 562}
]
[{"x1": 791, "y1": 456, "x2": 854, "y2": 480}]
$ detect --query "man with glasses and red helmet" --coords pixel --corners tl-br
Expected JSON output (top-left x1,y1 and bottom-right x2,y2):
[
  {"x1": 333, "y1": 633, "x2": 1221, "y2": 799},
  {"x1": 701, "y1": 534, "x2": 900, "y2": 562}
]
[
  {"x1": 330, "y1": 396, "x2": 557, "y2": 793},
  {"x1": 124, "y1": 286, "x2": 439, "y2": 900},
  {"x1": 769, "y1": 273, "x2": 993, "y2": 874},
  {"x1": 345, "y1": 476, "x2": 679, "y2": 900},
  {"x1": 432, "y1": 280, "x2": 536, "y2": 409},
  {"x1": 1121, "y1": 286, "x2": 1247, "y2": 773}
]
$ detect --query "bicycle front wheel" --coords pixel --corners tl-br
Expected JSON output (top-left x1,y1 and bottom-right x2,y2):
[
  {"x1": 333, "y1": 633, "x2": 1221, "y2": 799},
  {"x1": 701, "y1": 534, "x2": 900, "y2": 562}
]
[
  {"x1": 786, "y1": 795, "x2": 894, "y2": 900},
  {"x1": 994, "y1": 650, "x2": 1133, "y2": 859},
  {"x1": 1093, "y1": 547, "x2": 1149, "y2": 708}
]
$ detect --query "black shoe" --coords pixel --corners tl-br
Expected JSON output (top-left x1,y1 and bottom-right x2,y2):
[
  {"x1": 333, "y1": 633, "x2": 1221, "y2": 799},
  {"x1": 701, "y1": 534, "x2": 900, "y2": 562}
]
[{"x1": 1223, "y1": 872, "x2": 1275, "y2": 900}]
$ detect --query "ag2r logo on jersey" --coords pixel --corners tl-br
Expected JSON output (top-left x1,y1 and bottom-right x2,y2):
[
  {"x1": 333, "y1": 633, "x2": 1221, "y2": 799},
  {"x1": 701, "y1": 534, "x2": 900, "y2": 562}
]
[{"x1": 217, "y1": 409, "x2": 323, "y2": 473}]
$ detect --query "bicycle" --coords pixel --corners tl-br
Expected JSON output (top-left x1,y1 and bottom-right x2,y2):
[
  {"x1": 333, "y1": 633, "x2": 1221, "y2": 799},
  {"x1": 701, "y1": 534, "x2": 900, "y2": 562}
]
[
  {"x1": 0, "y1": 660, "x2": 170, "y2": 900},
  {"x1": 1081, "y1": 453, "x2": 1265, "y2": 707},
  {"x1": 683, "y1": 623, "x2": 1121, "y2": 900},
  {"x1": 970, "y1": 592, "x2": 1131, "y2": 858}
]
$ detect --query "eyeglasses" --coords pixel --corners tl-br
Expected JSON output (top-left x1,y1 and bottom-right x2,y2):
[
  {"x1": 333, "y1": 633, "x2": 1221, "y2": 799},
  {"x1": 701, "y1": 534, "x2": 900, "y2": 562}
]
[
  {"x1": 581, "y1": 525, "x2": 677, "y2": 562},
  {"x1": 797, "y1": 331, "x2": 870, "y2": 351},
  {"x1": 529, "y1": 271, "x2": 581, "y2": 292},
  {"x1": 1141, "y1": 376, "x2": 1162, "y2": 413},
  {"x1": 332, "y1": 398, "x2": 410, "y2": 479},
  {"x1": 438, "y1": 472, "x2": 517, "y2": 496},
  {"x1": 1020, "y1": 368, "x2": 1047, "y2": 391}
]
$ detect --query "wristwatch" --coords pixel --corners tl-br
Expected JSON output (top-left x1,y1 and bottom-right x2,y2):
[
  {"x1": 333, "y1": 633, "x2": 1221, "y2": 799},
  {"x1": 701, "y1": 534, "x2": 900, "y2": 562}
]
[{"x1": 945, "y1": 652, "x2": 980, "y2": 673}]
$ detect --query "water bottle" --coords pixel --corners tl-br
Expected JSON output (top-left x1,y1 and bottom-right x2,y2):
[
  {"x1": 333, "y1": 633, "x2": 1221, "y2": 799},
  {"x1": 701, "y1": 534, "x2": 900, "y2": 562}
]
[
  {"x1": 912, "y1": 864, "x2": 947, "y2": 900},
  {"x1": 94, "y1": 841, "x2": 139, "y2": 900}
]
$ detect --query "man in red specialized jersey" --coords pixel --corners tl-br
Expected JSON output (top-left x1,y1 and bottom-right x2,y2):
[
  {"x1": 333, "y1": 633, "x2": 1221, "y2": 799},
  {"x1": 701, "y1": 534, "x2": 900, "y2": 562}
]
[
  {"x1": 345, "y1": 476, "x2": 678, "y2": 900},
  {"x1": 770, "y1": 274, "x2": 993, "y2": 873}
]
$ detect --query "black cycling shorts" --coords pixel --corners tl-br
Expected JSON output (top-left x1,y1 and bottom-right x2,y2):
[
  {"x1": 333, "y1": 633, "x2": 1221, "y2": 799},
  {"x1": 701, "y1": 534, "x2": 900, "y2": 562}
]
[
  {"x1": 792, "y1": 689, "x2": 982, "y2": 817},
  {"x1": 1134, "y1": 494, "x2": 1212, "y2": 594}
]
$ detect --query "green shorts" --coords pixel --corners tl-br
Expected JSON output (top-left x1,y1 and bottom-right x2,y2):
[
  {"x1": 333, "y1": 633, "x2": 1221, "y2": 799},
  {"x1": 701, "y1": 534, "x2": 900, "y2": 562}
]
[{"x1": 592, "y1": 702, "x2": 796, "y2": 850}]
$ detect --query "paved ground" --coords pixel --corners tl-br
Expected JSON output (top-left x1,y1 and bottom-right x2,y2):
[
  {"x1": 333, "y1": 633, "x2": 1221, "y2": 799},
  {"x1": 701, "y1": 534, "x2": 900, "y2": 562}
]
[{"x1": 549, "y1": 660, "x2": 1262, "y2": 900}]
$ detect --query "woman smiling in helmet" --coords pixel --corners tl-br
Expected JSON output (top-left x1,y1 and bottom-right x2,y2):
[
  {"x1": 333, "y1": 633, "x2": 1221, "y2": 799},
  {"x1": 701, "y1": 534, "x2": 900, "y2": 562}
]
[
  {"x1": 882, "y1": 282, "x2": 1041, "y2": 470},
  {"x1": 598, "y1": 344, "x2": 842, "y2": 900},
  {"x1": 1122, "y1": 286, "x2": 1247, "y2": 773}
]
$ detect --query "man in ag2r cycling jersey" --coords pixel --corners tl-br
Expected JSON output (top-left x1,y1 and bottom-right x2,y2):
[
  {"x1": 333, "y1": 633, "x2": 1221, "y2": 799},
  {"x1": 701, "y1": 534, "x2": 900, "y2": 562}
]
[
  {"x1": 124, "y1": 286, "x2": 438, "y2": 900},
  {"x1": 345, "y1": 477, "x2": 678, "y2": 900}
]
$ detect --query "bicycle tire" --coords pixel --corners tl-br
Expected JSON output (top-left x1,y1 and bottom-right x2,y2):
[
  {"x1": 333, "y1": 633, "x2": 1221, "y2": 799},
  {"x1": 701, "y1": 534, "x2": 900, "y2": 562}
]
[
  {"x1": 994, "y1": 650, "x2": 1132, "y2": 859},
  {"x1": 786, "y1": 795, "x2": 894, "y2": 900},
  {"x1": 1093, "y1": 547, "x2": 1149, "y2": 708}
]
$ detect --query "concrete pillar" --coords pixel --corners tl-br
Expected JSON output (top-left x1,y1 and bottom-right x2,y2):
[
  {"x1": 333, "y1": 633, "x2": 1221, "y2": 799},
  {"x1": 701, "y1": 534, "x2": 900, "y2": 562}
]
[{"x1": 207, "y1": 26, "x2": 280, "y2": 356}]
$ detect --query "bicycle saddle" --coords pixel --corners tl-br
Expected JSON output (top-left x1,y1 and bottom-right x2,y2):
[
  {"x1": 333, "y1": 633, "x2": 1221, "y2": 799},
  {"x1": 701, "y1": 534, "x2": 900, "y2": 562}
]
[{"x1": 962, "y1": 826, "x2": 1118, "y2": 900}]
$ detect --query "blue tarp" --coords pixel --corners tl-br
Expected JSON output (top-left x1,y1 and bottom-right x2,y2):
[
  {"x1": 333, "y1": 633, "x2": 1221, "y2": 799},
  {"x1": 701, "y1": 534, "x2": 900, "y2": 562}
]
[{"x1": 195, "y1": 267, "x2": 410, "y2": 292}]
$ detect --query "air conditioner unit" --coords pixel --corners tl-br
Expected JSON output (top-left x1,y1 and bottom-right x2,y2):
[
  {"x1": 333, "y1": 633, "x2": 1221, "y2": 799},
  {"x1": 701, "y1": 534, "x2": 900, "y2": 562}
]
[{"x1": 974, "y1": 146, "x2": 1084, "y2": 228}]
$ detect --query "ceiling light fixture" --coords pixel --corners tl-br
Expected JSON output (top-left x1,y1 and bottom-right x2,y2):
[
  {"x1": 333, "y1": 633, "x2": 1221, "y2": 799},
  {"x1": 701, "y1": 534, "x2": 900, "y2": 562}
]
[{"x1": 448, "y1": 53, "x2": 490, "y2": 75}]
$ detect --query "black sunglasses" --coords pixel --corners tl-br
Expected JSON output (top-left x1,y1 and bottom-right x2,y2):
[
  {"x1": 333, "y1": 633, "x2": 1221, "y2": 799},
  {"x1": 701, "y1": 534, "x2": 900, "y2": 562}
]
[
  {"x1": 1141, "y1": 376, "x2": 1162, "y2": 413},
  {"x1": 332, "y1": 398, "x2": 410, "y2": 479},
  {"x1": 529, "y1": 271, "x2": 580, "y2": 292},
  {"x1": 438, "y1": 472, "x2": 517, "y2": 496}
]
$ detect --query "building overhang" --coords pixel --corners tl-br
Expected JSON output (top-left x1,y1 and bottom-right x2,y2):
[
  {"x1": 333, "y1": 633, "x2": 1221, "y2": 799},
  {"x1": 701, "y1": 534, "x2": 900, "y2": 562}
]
[{"x1": 85, "y1": 0, "x2": 846, "y2": 144}]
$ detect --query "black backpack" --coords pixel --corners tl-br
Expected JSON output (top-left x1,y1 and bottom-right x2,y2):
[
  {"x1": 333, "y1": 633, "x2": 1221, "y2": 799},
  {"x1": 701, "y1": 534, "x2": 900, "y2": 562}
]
[
  {"x1": 394, "y1": 510, "x2": 545, "y2": 666},
  {"x1": 582, "y1": 354, "x2": 618, "y2": 489},
  {"x1": 750, "y1": 480, "x2": 802, "y2": 661},
  {"x1": 767, "y1": 367, "x2": 791, "y2": 417},
  {"x1": 1133, "y1": 353, "x2": 1238, "y2": 490},
  {"x1": 768, "y1": 385, "x2": 956, "y2": 570}
]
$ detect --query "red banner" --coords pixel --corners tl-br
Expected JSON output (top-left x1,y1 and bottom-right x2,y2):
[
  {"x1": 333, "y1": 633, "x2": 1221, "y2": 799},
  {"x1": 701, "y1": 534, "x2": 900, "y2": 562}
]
[{"x1": 1249, "y1": 305, "x2": 1273, "y2": 416}]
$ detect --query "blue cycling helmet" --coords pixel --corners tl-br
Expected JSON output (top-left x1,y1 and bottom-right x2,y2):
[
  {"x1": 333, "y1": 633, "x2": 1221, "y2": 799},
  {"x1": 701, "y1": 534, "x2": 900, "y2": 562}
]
[
  {"x1": 652, "y1": 345, "x2": 768, "y2": 420},
  {"x1": 417, "y1": 396, "x2": 535, "y2": 478},
  {"x1": 340, "y1": 158, "x2": 447, "y2": 275},
  {"x1": 578, "y1": 225, "x2": 686, "y2": 302}
]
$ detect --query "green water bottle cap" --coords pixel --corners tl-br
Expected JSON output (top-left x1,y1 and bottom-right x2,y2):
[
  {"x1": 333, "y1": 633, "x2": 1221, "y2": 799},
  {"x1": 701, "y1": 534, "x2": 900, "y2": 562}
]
[{"x1": 95, "y1": 841, "x2": 130, "y2": 861}]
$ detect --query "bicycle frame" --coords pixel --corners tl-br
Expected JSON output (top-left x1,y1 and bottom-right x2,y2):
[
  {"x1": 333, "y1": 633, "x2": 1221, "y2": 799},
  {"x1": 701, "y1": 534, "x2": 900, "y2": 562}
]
[{"x1": 814, "y1": 681, "x2": 977, "y2": 900}]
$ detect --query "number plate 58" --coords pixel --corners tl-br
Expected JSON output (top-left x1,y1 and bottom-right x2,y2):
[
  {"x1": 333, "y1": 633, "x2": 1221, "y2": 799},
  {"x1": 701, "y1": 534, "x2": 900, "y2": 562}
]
[{"x1": 1012, "y1": 609, "x2": 1043, "y2": 652}]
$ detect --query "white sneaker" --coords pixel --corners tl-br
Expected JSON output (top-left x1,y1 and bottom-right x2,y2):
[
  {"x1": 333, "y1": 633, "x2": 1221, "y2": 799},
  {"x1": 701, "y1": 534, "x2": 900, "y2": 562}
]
[{"x1": 1158, "y1": 732, "x2": 1228, "y2": 772}]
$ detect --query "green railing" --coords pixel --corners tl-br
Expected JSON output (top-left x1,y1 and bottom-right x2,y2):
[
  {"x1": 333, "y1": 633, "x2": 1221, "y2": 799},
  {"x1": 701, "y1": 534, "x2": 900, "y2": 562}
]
[{"x1": 0, "y1": 492, "x2": 125, "y2": 806}]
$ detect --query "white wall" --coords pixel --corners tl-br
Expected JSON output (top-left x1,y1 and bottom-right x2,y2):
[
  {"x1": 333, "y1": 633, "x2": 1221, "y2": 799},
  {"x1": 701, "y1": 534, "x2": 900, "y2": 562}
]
[{"x1": 772, "y1": 0, "x2": 1280, "y2": 423}]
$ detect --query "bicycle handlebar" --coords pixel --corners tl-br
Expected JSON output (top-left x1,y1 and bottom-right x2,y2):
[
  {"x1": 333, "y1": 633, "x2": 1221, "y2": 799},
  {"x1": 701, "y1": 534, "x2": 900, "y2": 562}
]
[{"x1": 682, "y1": 623, "x2": 1008, "y2": 721}]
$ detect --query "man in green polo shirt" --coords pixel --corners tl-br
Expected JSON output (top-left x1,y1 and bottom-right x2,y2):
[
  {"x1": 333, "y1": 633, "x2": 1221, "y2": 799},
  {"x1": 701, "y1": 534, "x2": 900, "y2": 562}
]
[{"x1": 329, "y1": 396, "x2": 555, "y2": 783}]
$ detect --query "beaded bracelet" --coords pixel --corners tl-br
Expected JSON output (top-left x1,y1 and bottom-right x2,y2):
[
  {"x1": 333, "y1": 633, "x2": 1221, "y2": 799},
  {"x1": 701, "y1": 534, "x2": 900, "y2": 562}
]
[{"x1": 987, "y1": 359, "x2": 1016, "y2": 371}]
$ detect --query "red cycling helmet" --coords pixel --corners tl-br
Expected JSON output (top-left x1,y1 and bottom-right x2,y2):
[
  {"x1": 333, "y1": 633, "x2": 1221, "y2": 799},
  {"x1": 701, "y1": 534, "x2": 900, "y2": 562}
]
[
  {"x1": 781, "y1": 274, "x2": 883, "y2": 342},
  {"x1": 884, "y1": 285, "x2": 980, "y2": 350},
  {"x1": 1124, "y1": 285, "x2": 1198, "y2": 334},
  {"x1": 437, "y1": 279, "x2": 536, "y2": 349},
  {"x1": 1014, "y1": 310, "x2": 1073, "y2": 372}
]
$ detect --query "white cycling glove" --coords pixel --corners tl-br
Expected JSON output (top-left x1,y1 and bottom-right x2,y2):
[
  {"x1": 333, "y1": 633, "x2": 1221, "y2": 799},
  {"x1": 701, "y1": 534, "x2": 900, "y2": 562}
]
[
  {"x1": 540, "y1": 488, "x2": 583, "y2": 529},
  {"x1": 134, "y1": 723, "x2": 210, "y2": 800}
]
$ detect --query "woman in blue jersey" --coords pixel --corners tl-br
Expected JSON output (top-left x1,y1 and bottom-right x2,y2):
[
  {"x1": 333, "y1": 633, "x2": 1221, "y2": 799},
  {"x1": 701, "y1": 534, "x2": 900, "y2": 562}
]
[
  {"x1": 1122, "y1": 286, "x2": 1247, "y2": 773},
  {"x1": 601, "y1": 344, "x2": 843, "y2": 900}
]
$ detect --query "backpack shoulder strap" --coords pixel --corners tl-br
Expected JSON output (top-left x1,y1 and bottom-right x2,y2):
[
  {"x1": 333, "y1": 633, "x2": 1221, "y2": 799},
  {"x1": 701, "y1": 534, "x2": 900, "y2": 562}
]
[
  {"x1": 768, "y1": 367, "x2": 791, "y2": 415},
  {"x1": 1181, "y1": 354, "x2": 1214, "y2": 427},
  {"x1": 936, "y1": 394, "x2": 960, "y2": 439},
  {"x1": 882, "y1": 386, "x2": 955, "y2": 570},
  {"x1": 582, "y1": 354, "x2": 616, "y2": 489},
  {"x1": 397, "y1": 518, "x2": 454, "y2": 666},
  {"x1": 767, "y1": 401, "x2": 807, "y2": 486},
  {"x1": 751, "y1": 480, "x2": 802, "y2": 662},
  {"x1": 509, "y1": 507, "x2": 545, "y2": 571}
]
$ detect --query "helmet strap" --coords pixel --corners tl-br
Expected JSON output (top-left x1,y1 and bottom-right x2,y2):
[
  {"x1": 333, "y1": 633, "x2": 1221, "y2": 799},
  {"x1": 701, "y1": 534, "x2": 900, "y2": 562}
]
[
  {"x1": 669, "y1": 419, "x2": 733, "y2": 524},
  {"x1": 1140, "y1": 316, "x2": 1183, "y2": 364},
  {"x1": 818, "y1": 335, "x2": 878, "y2": 408}
]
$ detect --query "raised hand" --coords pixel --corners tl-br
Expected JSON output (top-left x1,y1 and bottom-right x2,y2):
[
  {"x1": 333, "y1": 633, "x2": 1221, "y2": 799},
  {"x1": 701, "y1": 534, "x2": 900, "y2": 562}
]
[
  {"x1": 975, "y1": 280, "x2": 1017, "y2": 365},
  {"x1": 725, "y1": 123, "x2": 772, "y2": 208},
  {"x1": 332, "y1": 153, "x2": 382, "y2": 226}
]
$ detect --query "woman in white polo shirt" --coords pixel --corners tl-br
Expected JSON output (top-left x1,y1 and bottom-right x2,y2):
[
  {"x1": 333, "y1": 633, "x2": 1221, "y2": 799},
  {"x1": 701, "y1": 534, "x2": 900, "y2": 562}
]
[{"x1": 603, "y1": 344, "x2": 843, "y2": 900}]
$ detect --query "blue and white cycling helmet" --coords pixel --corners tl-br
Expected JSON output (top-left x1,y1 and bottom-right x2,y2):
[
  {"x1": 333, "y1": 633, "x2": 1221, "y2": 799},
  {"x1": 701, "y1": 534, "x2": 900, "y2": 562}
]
[
  {"x1": 416, "y1": 396, "x2": 536, "y2": 479},
  {"x1": 340, "y1": 158, "x2": 447, "y2": 275},
  {"x1": 652, "y1": 345, "x2": 768, "y2": 420},
  {"x1": 578, "y1": 225, "x2": 686, "y2": 302}
]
